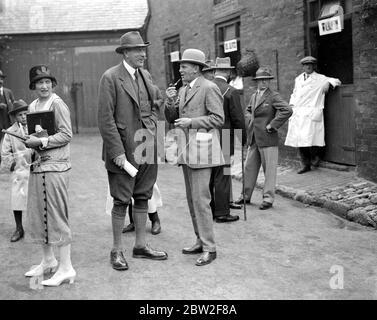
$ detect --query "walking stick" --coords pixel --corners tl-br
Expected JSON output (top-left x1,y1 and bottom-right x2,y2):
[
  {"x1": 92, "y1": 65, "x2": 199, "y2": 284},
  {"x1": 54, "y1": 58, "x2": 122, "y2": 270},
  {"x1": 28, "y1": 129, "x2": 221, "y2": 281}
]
[{"x1": 242, "y1": 146, "x2": 247, "y2": 221}]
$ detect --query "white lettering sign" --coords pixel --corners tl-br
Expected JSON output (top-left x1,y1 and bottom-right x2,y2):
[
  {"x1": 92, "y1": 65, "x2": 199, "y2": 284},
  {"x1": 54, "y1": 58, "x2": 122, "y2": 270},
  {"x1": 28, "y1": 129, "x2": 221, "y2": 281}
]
[
  {"x1": 318, "y1": 16, "x2": 342, "y2": 36},
  {"x1": 170, "y1": 51, "x2": 180, "y2": 62},
  {"x1": 224, "y1": 39, "x2": 237, "y2": 53}
]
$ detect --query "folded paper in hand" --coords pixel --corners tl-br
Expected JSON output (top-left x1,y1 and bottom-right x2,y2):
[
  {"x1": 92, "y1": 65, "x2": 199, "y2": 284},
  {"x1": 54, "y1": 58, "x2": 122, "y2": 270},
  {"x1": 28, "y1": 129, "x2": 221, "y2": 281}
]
[{"x1": 124, "y1": 160, "x2": 138, "y2": 177}]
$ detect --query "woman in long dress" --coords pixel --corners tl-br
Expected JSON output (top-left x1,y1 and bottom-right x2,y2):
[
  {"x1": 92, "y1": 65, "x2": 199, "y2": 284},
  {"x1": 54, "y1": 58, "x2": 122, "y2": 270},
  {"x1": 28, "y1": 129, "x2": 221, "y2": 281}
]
[{"x1": 23, "y1": 65, "x2": 76, "y2": 286}]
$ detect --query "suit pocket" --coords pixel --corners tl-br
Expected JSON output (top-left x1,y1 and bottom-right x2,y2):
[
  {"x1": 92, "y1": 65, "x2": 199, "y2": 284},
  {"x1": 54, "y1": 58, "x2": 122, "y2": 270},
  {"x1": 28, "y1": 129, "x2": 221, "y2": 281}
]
[{"x1": 310, "y1": 109, "x2": 323, "y2": 122}]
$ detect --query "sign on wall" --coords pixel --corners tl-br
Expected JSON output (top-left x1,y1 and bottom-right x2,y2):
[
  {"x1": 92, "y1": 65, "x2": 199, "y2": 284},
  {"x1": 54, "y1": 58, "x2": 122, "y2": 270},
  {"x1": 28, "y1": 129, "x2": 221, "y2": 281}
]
[
  {"x1": 318, "y1": 16, "x2": 342, "y2": 36},
  {"x1": 170, "y1": 51, "x2": 180, "y2": 62},
  {"x1": 224, "y1": 39, "x2": 237, "y2": 53}
]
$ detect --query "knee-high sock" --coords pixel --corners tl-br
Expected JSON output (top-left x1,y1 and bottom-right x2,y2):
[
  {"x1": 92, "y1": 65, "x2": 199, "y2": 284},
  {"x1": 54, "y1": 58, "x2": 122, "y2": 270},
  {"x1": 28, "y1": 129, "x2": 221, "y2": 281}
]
[
  {"x1": 133, "y1": 202, "x2": 148, "y2": 249},
  {"x1": 13, "y1": 210, "x2": 22, "y2": 229},
  {"x1": 111, "y1": 205, "x2": 127, "y2": 251}
]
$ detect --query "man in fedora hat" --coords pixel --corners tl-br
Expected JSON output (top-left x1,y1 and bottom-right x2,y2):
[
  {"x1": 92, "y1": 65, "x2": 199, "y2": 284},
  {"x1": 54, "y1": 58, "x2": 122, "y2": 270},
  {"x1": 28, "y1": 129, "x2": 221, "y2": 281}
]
[
  {"x1": 1, "y1": 100, "x2": 33, "y2": 242},
  {"x1": 210, "y1": 57, "x2": 246, "y2": 222},
  {"x1": 165, "y1": 48, "x2": 224, "y2": 266},
  {"x1": 202, "y1": 60, "x2": 216, "y2": 81},
  {"x1": 98, "y1": 31, "x2": 167, "y2": 271},
  {"x1": 285, "y1": 56, "x2": 341, "y2": 174},
  {"x1": 235, "y1": 66, "x2": 292, "y2": 210},
  {"x1": 0, "y1": 69, "x2": 15, "y2": 162}
]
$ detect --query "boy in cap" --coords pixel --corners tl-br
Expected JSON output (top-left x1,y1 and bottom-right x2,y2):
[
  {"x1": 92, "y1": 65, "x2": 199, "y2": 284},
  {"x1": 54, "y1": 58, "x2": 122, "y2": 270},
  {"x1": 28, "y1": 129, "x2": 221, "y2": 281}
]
[
  {"x1": 284, "y1": 56, "x2": 341, "y2": 173},
  {"x1": 1, "y1": 100, "x2": 33, "y2": 242}
]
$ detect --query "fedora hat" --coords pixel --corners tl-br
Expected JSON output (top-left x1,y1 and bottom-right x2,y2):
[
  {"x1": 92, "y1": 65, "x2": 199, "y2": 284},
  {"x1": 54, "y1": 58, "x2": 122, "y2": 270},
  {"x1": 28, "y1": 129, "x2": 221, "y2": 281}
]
[
  {"x1": 212, "y1": 57, "x2": 235, "y2": 70},
  {"x1": 0, "y1": 70, "x2": 6, "y2": 78},
  {"x1": 300, "y1": 56, "x2": 317, "y2": 65},
  {"x1": 8, "y1": 99, "x2": 28, "y2": 115},
  {"x1": 29, "y1": 65, "x2": 57, "y2": 90},
  {"x1": 253, "y1": 66, "x2": 274, "y2": 80},
  {"x1": 115, "y1": 31, "x2": 150, "y2": 54},
  {"x1": 202, "y1": 60, "x2": 216, "y2": 72},
  {"x1": 177, "y1": 49, "x2": 208, "y2": 67}
]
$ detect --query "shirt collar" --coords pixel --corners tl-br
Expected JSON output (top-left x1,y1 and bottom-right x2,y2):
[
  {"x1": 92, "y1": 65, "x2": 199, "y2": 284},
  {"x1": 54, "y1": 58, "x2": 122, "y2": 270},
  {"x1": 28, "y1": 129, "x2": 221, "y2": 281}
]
[
  {"x1": 215, "y1": 75, "x2": 228, "y2": 82},
  {"x1": 123, "y1": 60, "x2": 137, "y2": 80},
  {"x1": 188, "y1": 77, "x2": 198, "y2": 89}
]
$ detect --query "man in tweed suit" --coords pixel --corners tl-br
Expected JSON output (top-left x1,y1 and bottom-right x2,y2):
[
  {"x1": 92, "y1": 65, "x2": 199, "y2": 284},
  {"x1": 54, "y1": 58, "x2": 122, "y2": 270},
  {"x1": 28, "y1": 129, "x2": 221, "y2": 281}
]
[{"x1": 165, "y1": 49, "x2": 224, "y2": 266}]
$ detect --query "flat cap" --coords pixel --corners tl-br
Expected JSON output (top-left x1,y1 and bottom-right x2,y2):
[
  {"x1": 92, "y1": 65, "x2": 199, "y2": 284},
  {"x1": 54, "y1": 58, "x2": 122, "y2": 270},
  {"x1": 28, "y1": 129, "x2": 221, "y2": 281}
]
[{"x1": 300, "y1": 56, "x2": 317, "y2": 65}]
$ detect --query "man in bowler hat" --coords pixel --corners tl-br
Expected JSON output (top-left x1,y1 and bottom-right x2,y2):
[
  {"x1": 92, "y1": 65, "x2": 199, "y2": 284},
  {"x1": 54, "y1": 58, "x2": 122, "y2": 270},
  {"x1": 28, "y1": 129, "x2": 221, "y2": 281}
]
[
  {"x1": 165, "y1": 48, "x2": 224, "y2": 266},
  {"x1": 235, "y1": 66, "x2": 292, "y2": 210},
  {"x1": 98, "y1": 31, "x2": 167, "y2": 270},
  {"x1": 0, "y1": 70, "x2": 15, "y2": 162},
  {"x1": 210, "y1": 57, "x2": 246, "y2": 222}
]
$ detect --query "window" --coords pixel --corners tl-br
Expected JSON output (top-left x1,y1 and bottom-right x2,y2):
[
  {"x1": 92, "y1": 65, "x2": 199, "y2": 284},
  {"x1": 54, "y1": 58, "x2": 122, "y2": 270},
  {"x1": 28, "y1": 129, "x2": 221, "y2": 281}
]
[
  {"x1": 215, "y1": 17, "x2": 241, "y2": 69},
  {"x1": 306, "y1": 0, "x2": 353, "y2": 84},
  {"x1": 163, "y1": 35, "x2": 182, "y2": 89}
]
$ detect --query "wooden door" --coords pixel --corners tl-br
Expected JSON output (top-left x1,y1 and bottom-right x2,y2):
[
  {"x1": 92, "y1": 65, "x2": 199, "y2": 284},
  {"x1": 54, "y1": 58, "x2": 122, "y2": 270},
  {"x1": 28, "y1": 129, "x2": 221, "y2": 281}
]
[
  {"x1": 323, "y1": 84, "x2": 355, "y2": 165},
  {"x1": 72, "y1": 45, "x2": 120, "y2": 132}
]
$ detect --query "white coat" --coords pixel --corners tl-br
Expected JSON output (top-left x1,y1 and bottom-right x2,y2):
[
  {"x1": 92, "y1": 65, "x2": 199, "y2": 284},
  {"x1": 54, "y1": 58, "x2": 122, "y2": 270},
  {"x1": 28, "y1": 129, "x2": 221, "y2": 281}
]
[
  {"x1": 1, "y1": 122, "x2": 32, "y2": 211},
  {"x1": 284, "y1": 71, "x2": 341, "y2": 147}
]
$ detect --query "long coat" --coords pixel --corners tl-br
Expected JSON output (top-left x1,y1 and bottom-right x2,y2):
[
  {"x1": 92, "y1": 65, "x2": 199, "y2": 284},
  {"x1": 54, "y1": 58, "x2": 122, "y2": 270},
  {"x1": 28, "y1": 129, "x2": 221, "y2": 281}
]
[
  {"x1": 164, "y1": 76, "x2": 224, "y2": 169},
  {"x1": 0, "y1": 87, "x2": 15, "y2": 142},
  {"x1": 245, "y1": 88, "x2": 292, "y2": 147},
  {"x1": 284, "y1": 71, "x2": 341, "y2": 147},
  {"x1": 212, "y1": 77, "x2": 246, "y2": 162},
  {"x1": 1, "y1": 122, "x2": 32, "y2": 211},
  {"x1": 98, "y1": 63, "x2": 162, "y2": 173}
]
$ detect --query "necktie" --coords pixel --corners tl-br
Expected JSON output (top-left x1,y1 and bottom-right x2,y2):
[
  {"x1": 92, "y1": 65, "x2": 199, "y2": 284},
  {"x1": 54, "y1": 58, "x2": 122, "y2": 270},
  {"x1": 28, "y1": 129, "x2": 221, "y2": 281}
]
[
  {"x1": 134, "y1": 70, "x2": 139, "y2": 92},
  {"x1": 304, "y1": 73, "x2": 309, "y2": 81},
  {"x1": 184, "y1": 85, "x2": 191, "y2": 102}
]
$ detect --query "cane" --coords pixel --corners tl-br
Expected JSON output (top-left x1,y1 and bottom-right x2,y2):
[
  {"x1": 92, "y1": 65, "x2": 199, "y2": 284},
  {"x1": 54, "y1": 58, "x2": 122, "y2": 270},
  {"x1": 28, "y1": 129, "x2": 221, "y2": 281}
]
[{"x1": 242, "y1": 145, "x2": 247, "y2": 221}]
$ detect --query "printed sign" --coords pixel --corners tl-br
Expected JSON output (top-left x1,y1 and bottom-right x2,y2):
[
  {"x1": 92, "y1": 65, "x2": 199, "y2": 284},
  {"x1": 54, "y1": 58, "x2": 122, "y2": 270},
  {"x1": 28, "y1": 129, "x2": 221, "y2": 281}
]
[
  {"x1": 224, "y1": 39, "x2": 237, "y2": 53},
  {"x1": 170, "y1": 51, "x2": 180, "y2": 62},
  {"x1": 318, "y1": 16, "x2": 342, "y2": 36}
]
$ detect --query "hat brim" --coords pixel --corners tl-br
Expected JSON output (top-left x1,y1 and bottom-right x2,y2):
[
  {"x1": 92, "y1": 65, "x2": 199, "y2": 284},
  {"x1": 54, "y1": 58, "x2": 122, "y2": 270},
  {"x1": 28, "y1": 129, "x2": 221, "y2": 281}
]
[
  {"x1": 301, "y1": 61, "x2": 317, "y2": 65},
  {"x1": 115, "y1": 42, "x2": 151, "y2": 54},
  {"x1": 177, "y1": 59, "x2": 208, "y2": 67},
  {"x1": 212, "y1": 66, "x2": 235, "y2": 70},
  {"x1": 253, "y1": 76, "x2": 274, "y2": 80},
  {"x1": 8, "y1": 106, "x2": 28, "y2": 115},
  {"x1": 29, "y1": 75, "x2": 57, "y2": 90}
]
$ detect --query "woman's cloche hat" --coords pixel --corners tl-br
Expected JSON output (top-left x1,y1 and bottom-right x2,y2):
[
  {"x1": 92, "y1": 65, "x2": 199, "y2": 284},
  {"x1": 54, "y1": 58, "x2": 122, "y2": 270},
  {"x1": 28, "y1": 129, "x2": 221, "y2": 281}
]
[
  {"x1": 253, "y1": 66, "x2": 274, "y2": 80},
  {"x1": 115, "y1": 31, "x2": 150, "y2": 54},
  {"x1": 29, "y1": 65, "x2": 57, "y2": 90},
  {"x1": 177, "y1": 49, "x2": 208, "y2": 67},
  {"x1": 8, "y1": 99, "x2": 29, "y2": 115}
]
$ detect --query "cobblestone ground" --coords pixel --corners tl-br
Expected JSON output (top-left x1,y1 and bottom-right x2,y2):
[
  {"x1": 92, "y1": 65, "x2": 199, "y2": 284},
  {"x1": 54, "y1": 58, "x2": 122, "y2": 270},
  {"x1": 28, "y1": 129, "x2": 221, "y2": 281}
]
[{"x1": 1, "y1": 134, "x2": 377, "y2": 300}]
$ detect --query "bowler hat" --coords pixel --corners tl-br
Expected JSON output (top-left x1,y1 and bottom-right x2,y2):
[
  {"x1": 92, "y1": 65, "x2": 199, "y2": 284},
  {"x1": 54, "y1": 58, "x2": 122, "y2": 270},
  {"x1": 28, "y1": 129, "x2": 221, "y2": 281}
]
[
  {"x1": 0, "y1": 70, "x2": 6, "y2": 78},
  {"x1": 300, "y1": 56, "x2": 317, "y2": 65},
  {"x1": 115, "y1": 31, "x2": 150, "y2": 54},
  {"x1": 212, "y1": 57, "x2": 235, "y2": 70},
  {"x1": 253, "y1": 66, "x2": 274, "y2": 80},
  {"x1": 177, "y1": 49, "x2": 208, "y2": 67},
  {"x1": 202, "y1": 60, "x2": 215, "y2": 72},
  {"x1": 8, "y1": 99, "x2": 28, "y2": 115},
  {"x1": 29, "y1": 65, "x2": 57, "y2": 90}
]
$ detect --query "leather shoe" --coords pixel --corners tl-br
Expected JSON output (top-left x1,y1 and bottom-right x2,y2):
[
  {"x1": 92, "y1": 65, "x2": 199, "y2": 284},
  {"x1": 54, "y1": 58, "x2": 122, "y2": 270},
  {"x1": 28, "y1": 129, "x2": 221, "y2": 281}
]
[
  {"x1": 297, "y1": 166, "x2": 311, "y2": 174},
  {"x1": 133, "y1": 244, "x2": 168, "y2": 260},
  {"x1": 110, "y1": 250, "x2": 129, "y2": 270},
  {"x1": 151, "y1": 220, "x2": 161, "y2": 235},
  {"x1": 122, "y1": 223, "x2": 135, "y2": 233},
  {"x1": 182, "y1": 243, "x2": 203, "y2": 255},
  {"x1": 229, "y1": 202, "x2": 242, "y2": 210},
  {"x1": 195, "y1": 252, "x2": 217, "y2": 266},
  {"x1": 234, "y1": 197, "x2": 251, "y2": 205},
  {"x1": 259, "y1": 201, "x2": 273, "y2": 210},
  {"x1": 10, "y1": 227, "x2": 24, "y2": 242},
  {"x1": 215, "y1": 214, "x2": 239, "y2": 223}
]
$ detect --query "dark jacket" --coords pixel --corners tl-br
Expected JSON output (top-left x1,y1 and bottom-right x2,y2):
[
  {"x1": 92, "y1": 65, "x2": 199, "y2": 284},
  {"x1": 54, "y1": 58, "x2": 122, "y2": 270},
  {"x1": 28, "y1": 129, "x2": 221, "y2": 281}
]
[
  {"x1": 0, "y1": 87, "x2": 15, "y2": 139},
  {"x1": 213, "y1": 77, "x2": 246, "y2": 158},
  {"x1": 245, "y1": 88, "x2": 292, "y2": 147},
  {"x1": 97, "y1": 63, "x2": 162, "y2": 173}
]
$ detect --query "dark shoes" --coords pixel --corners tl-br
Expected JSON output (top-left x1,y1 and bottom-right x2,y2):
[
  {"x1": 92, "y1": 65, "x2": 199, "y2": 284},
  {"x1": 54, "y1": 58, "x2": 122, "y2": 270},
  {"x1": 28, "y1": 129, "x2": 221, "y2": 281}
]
[
  {"x1": 122, "y1": 223, "x2": 135, "y2": 233},
  {"x1": 234, "y1": 197, "x2": 251, "y2": 205},
  {"x1": 196, "y1": 252, "x2": 217, "y2": 266},
  {"x1": 133, "y1": 244, "x2": 168, "y2": 260},
  {"x1": 110, "y1": 250, "x2": 129, "y2": 271},
  {"x1": 312, "y1": 156, "x2": 321, "y2": 167},
  {"x1": 10, "y1": 227, "x2": 24, "y2": 242},
  {"x1": 149, "y1": 212, "x2": 161, "y2": 235},
  {"x1": 182, "y1": 243, "x2": 203, "y2": 255},
  {"x1": 297, "y1": 166, "x2": 311, "y2": 174},
  {"x1": 229, "y1": 202, "x2": 242, "y2": 210},
  {"x1": 259, "y1": 201, "x2": 273, "y2": 210},
  {"x1": 215, "y1": 214, "x2": 239, "y2": 223}
]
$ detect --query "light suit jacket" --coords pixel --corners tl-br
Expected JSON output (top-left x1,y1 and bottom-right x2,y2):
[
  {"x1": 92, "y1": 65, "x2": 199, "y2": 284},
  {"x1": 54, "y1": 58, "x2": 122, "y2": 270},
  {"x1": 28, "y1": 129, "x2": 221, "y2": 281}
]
[
  {"x1": 98, "y1": 63, "x2": 162, "y2": 173},
  {"x1": 164, "y1": 76, "x2": 225, "y2": 169}
]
